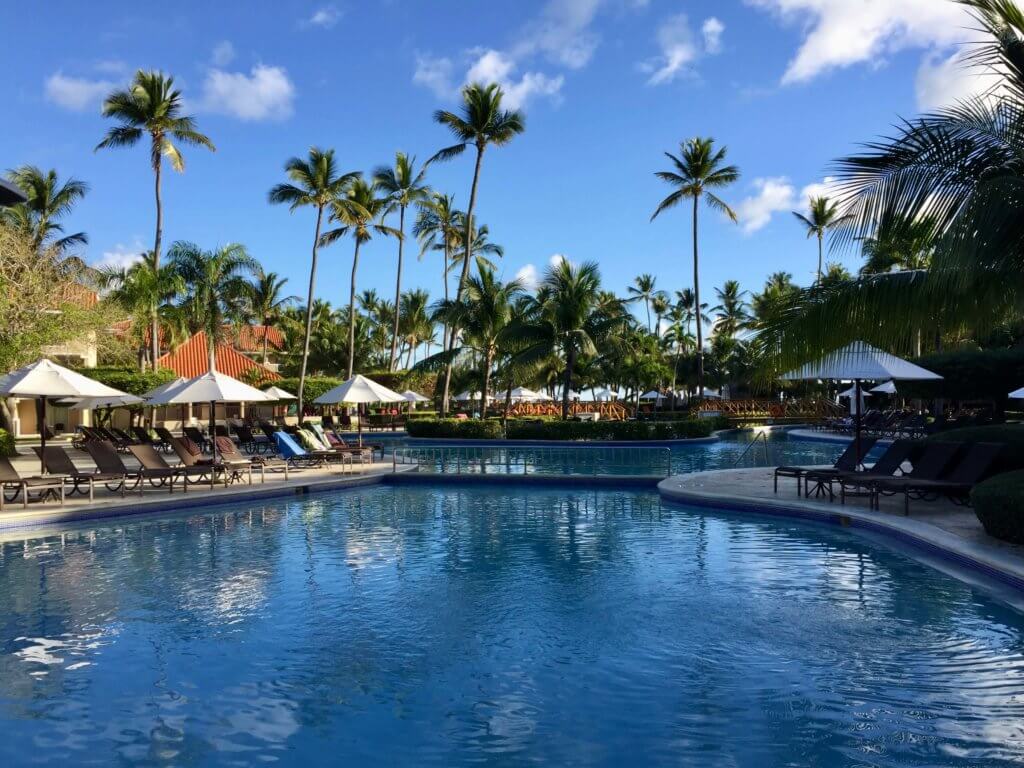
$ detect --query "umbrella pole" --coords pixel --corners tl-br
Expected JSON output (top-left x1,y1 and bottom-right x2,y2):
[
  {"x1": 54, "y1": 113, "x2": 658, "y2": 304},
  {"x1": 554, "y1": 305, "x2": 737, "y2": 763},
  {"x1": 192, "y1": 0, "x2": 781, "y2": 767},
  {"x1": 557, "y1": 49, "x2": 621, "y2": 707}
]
[
  {"x1": 854, "y1": 379, "x2": 863, "y2": 472},
  {"x1": 39, "y1": 397, "x2": 46, "y2": 474},
  {"x1": 211, "y1": 400, "x2": 218, "y2": 489}
]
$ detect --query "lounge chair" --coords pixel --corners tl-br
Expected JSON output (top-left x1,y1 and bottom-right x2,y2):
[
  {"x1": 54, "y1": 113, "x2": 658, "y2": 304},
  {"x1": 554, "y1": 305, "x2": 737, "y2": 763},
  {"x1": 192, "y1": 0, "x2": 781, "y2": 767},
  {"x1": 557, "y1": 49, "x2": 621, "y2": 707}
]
[
  {"x1": 183, "y1": 426, "x2": 209, "y2": 453},
  {"x1": 803, "y1": 440, "x2": 917, "y2": 502},
  {"x1": 870, "y1": 442, "x2": 1004, "y2": 515},
  {"x1": 0, "y1": 455, "x2": 66, "y2": 511},
  {"x1": 307, "y1": 423, "x2": 373, "y2": 462},
  {"x1": 128, "y1": 444, "x2": 216, "y2": 491},
  {"x1": 170, "y1": 437, "x2": 252, "y2": 486},
  {"x1": 234, "y1": 425, "x2": 269, "y2": 455},
  {"x1": 840, "y1": 441, "x2": 962, "y2": 508},
  {"x1": 273, "y1": 431, "x2": 350, "y2": 470},
  {"x1": 132, "y1": 426, "x2": 167, "y2": 452},
  {"x1": 774, "y1": 437, "x2": 876, "y2": 496},
  {"x1": 213, "y1": 436, "x2": 290, "y2": 482},
  {"x1": 33, "y1": 445, "x2": 127, "y2": 501},
  {"x1": 89, "y1": 440, "x2": 193, "y2": 494}
]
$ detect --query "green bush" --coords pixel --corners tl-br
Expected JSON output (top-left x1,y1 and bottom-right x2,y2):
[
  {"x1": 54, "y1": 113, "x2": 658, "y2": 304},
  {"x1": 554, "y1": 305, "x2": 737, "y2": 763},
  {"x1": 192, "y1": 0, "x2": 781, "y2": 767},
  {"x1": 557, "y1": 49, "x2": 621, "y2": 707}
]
[
  {"x1": 274, "y1": 376, "x2": 343, "y2": 403},
  {"x1": 926, "y1": 424, "x2": 1024, "y2": 473},
  {"x1": 971, "y1": 470, "x2": 1024, "y2": 544},
  {"x1": 903, "y1": 347, "x2": 1024, "y2": 412},
  {"x1": 81, "y1": 366, "x2": 176, "y2": 396},
  {"x1": 406, "y1": 410, "x2": 438, "y2": 421},
  {"x1": 406, "y1": 419, "x2": 504, "y2": 439},
  {"x1": 0, "y1": 428, "x2": 14, "y2": 457}
]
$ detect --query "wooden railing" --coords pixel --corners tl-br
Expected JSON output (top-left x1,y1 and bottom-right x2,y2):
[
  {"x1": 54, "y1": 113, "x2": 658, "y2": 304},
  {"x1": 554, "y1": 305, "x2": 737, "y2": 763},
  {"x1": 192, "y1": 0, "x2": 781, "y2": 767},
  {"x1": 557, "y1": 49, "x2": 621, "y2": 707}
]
[
  {"x1": 504, "y1": 402, "x2": 631, "y2": 421},
  {"x1": 698, "y1": 398, "x2": 844, "y2": 420}
]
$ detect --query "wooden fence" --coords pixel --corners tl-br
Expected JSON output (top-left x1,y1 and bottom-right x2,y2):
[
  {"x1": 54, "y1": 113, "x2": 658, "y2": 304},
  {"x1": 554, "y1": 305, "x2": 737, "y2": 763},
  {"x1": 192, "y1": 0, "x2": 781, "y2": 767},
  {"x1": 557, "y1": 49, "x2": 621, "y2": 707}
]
[
  {"x1": 698, "y1": 398, "x2": 844, "y2": 420},
  {"x1": 504, "y1": 401, "x2": 631, "y2": 421}
]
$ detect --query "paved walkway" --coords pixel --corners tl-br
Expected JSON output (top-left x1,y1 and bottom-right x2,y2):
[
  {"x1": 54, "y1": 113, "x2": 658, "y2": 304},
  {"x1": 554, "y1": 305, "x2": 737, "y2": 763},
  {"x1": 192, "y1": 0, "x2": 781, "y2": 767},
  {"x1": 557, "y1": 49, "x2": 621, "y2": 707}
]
[
  {"x1": 659, "y1": 467, "x2": 1024, "y2": 589},
  {"x1": 1, "y1": 446, "x2": 402, "y2": 536}
]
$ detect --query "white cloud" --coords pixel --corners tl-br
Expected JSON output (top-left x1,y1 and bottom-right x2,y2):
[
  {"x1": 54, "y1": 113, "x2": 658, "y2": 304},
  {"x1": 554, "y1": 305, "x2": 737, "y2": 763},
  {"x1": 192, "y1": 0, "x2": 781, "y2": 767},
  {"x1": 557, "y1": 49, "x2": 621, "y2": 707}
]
[
  {"x1": 512, "y1": 0, "x2": 604, "y2": 69},
  {"x1": 468, "y1": 49, "x2": 564, "y2": 109},
  {"x1": 798, "y1": 176, "x2": 840, "y2": 205},
  {"x1": 746, "y1": 0, "x2": 971, "y2": 85},
  {"x1": 93, "y1": 241, "x2": 145, "y2": 271},
  {"x1": 548, "y1": 253, "x2": 575, "y2": 270},
  {"x1": 915, "y1": 49, "x2": 1001, "y2": 110},
  {"x1": 44, "y1": 72, "x2": 115, "y2": 112},
  {"x1": 306, "y1": 5, "x2": 342, "y2": 29},
  {"x1": 736, "y1": 177, "x2": 797, "y2": 234},
  {"x1": 94, "y1": 59, "x2": 127, "y2": 75},
  {"x1": 200, "y1": 65, "x2": 295, "y2": 121},
  {"x1": 211, "y1": 40, "x2": 236, "y2": 67},
  {"x1": 514, "y1": 264, "x2": 539, "y2": 291},
  {"x1": 413, "y1": 55, "x2": 457, "y2": 99},
  {"x1": 702, "y1": 17, "x2": 724, "y2": 54}
]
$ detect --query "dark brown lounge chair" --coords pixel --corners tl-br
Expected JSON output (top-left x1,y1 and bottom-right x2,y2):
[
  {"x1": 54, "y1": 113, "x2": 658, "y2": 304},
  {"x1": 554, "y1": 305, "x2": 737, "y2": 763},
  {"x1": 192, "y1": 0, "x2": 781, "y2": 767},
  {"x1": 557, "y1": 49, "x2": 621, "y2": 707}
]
[
  {"x1": 774, "y1": 437, "x2": 876, "y2": 496},
  {"x1": 840, "y1": 441, "x2": 961, "y2": 509},
  {"x1": 34, "y1": 445, "x2": 127, "y2": 501},
  {"x1": 0, "y1": 455, "x2": 66, "y2": 510},
  {"x1": 804, "y1": 440, "x2": 917, "y2": 503}
]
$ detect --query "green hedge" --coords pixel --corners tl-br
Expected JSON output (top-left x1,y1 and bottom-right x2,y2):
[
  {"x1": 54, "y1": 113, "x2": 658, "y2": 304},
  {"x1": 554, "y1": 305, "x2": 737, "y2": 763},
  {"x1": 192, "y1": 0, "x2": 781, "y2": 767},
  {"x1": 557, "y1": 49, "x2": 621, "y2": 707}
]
[
  {"x1": 274, "y1": 376, "x2": 343, "y2": 403},
  {"x1": 903, "y1": 347, "x2": 1024, "y2": 410},
  {"x1": 926, "y1": 424, "x2": 1024, "y2": 473},
  {"x1": 81, "y1": 367, "x2": 176, "y2": 396},
  {"x1": 971, "y1": 470, "x2": 1024, "y2": 544},
  {"x1": 406, "y1": 419, "x2": 504, "y2": 439},
  {"x1": 0, "y1": 428, "x2": 14, "y2": 457},
  {"x1": 407, "y1": 418, "x2": 715, "y2": 441}
]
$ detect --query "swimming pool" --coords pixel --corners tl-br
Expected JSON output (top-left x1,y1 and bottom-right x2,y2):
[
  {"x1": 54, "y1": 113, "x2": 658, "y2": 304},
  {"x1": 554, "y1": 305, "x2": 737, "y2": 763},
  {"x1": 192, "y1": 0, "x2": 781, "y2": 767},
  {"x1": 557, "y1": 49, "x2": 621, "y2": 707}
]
[{"x1": 1, "y1": 483, "x2": 1021, "y2": 766}]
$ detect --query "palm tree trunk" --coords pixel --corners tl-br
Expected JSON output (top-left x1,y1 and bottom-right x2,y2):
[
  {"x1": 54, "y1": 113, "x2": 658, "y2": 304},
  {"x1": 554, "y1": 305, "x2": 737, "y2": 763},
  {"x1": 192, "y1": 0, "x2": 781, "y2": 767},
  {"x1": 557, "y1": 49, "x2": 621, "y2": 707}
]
[
  {"x1": 562, "y1": 347, "x2": 577, "y2": 420},
  {"x1": 646, "y1": 299, "x2": 651, "y2": 332},
  {"x1": 347, "y1": 239, "x2": 362, "y2": 378},
  {"x1": 692, "y1": 195, "x2": 704, "y2": 395},
  {"x1": 151, "y1": 151, "x2": 163, "y2": 370},
  {"x1": 297, "y1": 205, "x2": 324, "y2": 424},
  {"x1": 816, "y1": 231, "x2": 823, "y2": 285},
  {"x1": 405, "y1": 343, "x2": 414, "y2": 369},
  {"x1": 481, "y1": 351, "x2": 492, "y2": 419},
  {"x1": 262, "y1": 318, "x2": 270, "y2": 365},
  {"x1": 389, "y1": 205, "x2": 405, "y2": 371},
  {"x1": 208, "y1": 335, "x2": 216, "y2": 373},
  {"x1": 442, "y1": 144, "x2": 485, "y2": 416}
]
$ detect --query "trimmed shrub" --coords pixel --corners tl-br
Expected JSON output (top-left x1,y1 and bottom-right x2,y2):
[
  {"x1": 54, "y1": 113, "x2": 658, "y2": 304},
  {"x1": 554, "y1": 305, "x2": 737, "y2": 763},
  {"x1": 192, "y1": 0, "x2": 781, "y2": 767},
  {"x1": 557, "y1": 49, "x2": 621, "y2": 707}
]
[
  {"x1": 926, "y1": 425, "x2": 1024, "y2": 473},
  {"x1": 274, "y1": 376, "x2": 343, "y2": 403},
  {"x1": 406, "y1": 419, "x2": 504, "y2": 439},
  {"x1": 903, "y1": 347, "x2": 1024, "y2": 412},
  {"x1": 81, "y1": 367, "x2": 176, "y2": 396},
  {"x1": 971, "y1": 470, "x2": 1024, "y2": 544},
  {"x1": 0, "y1": 428, "x2": 14, "y2": 457}
]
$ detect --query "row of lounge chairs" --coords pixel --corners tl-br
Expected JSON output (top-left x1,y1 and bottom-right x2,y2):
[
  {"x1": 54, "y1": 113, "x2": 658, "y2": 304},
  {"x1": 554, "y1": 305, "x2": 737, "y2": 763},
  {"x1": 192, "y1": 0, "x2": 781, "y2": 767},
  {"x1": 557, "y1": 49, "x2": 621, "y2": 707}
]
[
  {"x1": 774, "y1": 438, "x2": 1005, "y2": 515},
  {"x1": 816, "y1": 410, "x2": 998, "y2": 440}
]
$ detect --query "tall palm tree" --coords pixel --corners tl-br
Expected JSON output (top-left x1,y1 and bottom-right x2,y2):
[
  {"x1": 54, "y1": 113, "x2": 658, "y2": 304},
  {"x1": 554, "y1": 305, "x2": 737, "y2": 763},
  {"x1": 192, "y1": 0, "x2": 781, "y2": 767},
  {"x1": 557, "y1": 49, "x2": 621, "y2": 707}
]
[
  {"x1": 2, "y1": 166, "x2": 88, "y2": 255},
  {"x1": 414, "y1": 193, "x2": 462, "y2": 361},
  {"x1": 650, "y1": 292, "x2": 670, "y2": 338},
  {"x1": 96, "y1": 70, "x2": 214, "y2": 368},
  {"x1": 793, "y1": 196, "x2": 849, "y2": 284},
  {"x1": 430, "y1": 82, "x2": 526, "y2": 414},
  {"x1": 447, "y1": 220, "x2": 504, "y2": 275},
  {"x1": 664, "y1": 303, "x2": 695, "y2": 407},
  {"x1": 627, "y1": 273, "x2": 658, "y2": 331},
  {"x1": 268, "y1": 147, "x2": 358, "y2": 417},
  {"x1": 374, "y1": 153, "x2": 430, "y2": 371},
  {"x1": 712, "y1": 280, "x2": 750, "y2": 338},
  {"x1": 167, "y1": 242, "x2": 258, "y2": 371},
  {"x1": 100, "y1": 255, "x2": 184, "y2": 371},
  {"x1": 320, "y1": 177, "x2": 401, "y2": 377},
  {"x1": 859, "y1": 212, "x2": 937, "y2": 275},
  {"x1": 399, "y1": 289, "x2": 433, "y2": 368},
  {"x1": 651, "y1": 137, "x2": 739, "y2": 394},
  {"x1": 245, "y1": 270, "x2": 297, "y2": 365}
]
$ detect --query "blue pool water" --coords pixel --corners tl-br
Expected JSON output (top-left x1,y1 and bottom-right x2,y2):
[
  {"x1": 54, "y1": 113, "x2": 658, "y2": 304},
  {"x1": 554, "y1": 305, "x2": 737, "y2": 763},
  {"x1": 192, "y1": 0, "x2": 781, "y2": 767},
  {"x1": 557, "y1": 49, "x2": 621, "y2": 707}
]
[{"x1": 1, "y1": 483, "x2": 1022, "y2": 766}]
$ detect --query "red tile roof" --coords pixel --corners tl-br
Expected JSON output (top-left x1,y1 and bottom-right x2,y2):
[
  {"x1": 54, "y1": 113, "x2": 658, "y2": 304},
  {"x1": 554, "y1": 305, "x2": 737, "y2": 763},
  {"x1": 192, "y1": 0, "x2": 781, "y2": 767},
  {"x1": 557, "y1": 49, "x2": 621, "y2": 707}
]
[
  {"x1": 232, "y1": 325, "x2": 285, "y2": 353},
  {"x1": 156, "y1": 331, "x2": 281, "y2": 381}
]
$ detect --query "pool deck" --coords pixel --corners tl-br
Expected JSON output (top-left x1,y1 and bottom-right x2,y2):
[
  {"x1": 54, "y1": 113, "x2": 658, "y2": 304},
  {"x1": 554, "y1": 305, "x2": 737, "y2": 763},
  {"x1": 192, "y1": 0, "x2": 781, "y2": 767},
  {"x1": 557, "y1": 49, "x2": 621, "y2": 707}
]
[
  {"x1": 659, "y1": 467, "x2": 1024, "y2": 590},
  {"x1": 0, "y1": 448, "x2": 407, "y2": 537}
]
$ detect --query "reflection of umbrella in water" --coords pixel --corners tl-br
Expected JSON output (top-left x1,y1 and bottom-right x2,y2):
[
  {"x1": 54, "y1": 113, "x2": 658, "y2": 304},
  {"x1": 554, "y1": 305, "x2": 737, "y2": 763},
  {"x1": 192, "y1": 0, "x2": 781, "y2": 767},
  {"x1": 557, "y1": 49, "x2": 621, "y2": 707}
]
[{"x1": 0, "y1": 359, "x2": 129, "y2": 472}]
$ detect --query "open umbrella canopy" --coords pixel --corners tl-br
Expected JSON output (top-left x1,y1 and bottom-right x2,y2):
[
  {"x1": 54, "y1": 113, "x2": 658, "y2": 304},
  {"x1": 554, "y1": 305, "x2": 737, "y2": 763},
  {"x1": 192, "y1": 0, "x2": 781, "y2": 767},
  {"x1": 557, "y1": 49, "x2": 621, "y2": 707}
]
[
  {"x1": 263, "y1": 385, "x2": 296, "y2": 401},
  {"x1": 0, "y1": 358, "x2": 127, "y2": 399},
  {"x1": 639, "y1": 390, "x2": 664, "y2": 401},
  {"x1": 871, "y1": 380, "x2": 898, "y2": 394},
  {"x1": 0, "y1": 178, "x2": 27, "y2": 206},
  {"x1": 143, "y1": 377, "x2": 187, "y2": 400},
  {"x1": 147, "y1": 370, "x2": 271, "y2": 405},
  {"x1": 70, "y1": 394, "x2": 145, "y2": 410},
  {"x1": 509, "y1": 386, "x2": 544, "y2": 401},
  {"x1": 1010, "y1": 386, "x2": 1024, "y2": 399},
  {"x1": 313, "y1": 374, "x2": 405, "y2": 405},
  {"x1": 454, "y1": 390, "x2": 482, "y2": 402},
  {"x1": 781, "y1": 341, "x2": 942, "y2": 382},
  {"x1": 401, "y1": 390, "x2": 431, "y2": 403},
  {"x1": 838, "y1": 385, "x2": 872, "y2": 399}
]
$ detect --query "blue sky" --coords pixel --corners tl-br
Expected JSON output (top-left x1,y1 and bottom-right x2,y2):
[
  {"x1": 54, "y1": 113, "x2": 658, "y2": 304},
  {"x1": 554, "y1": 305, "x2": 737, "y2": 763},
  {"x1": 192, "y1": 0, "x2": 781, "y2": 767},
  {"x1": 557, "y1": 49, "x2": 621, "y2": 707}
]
[{"x1": 1, "y1": 0, "x2": 989, "y2": 317}]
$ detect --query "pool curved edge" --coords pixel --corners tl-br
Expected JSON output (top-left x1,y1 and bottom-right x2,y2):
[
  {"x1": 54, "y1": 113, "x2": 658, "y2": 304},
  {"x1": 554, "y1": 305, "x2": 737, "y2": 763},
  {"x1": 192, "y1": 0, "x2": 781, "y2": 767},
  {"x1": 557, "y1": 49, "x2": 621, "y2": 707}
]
[
  {"x1": 404, "y1": 436, "x2": 719, "y2": 447},
  {"x1": 658, "y1": 471, "x2": 1024, "y2": 594}
]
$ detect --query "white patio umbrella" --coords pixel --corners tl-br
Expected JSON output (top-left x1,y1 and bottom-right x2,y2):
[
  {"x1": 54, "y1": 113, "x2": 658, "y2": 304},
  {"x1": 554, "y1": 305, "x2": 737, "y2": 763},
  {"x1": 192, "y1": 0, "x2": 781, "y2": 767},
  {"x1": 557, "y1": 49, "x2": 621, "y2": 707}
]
[
  {"x1": 639, "y1": 390, "x2": 664, "y2": 401},
  {"x1": 70, "y1": 393, "x2": 145, "y2": 410},
  {"x1": 263, "y1": 385, "x2": 296, "y2": 401},
  {"x1": 782, "y1": 341, "x2": 942, "y2": 467},
  {"x1": 837, "y1": 384, "x2": 871, "y2": 415},
  {"x1": 0, "y1": 358, "x2": 129, "y2": 472},
  {"x1": 143, "y1": 378, "x2": 186, "y2": 400},
  {"x1": 1009, "y1": 386, "x2": 1024, "y2": 399},
  {"x1": 313, "y1": 374, "x2": 405, "y2": 445},
  {"x1": 509, "y1": 386, "x2": 544, "y2": 402},
  {"x1": 871, "y1": 380, "x2": 898, "y2": 394},
  {"x1": 401, "y1": 390, "x2": 431, "y2": 403},
  {"x1": 147, "y1": 371, "x2": 271, "y2": 464},
  {"x1": 454, "y1": 390, "x2": 480, "y2": 401}
]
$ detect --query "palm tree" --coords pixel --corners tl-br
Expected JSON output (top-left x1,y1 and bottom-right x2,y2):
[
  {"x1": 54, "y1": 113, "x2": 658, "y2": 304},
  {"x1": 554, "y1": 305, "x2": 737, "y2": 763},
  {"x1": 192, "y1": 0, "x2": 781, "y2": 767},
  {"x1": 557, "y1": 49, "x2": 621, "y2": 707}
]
[
  {"x1": 651, "y1": 137, "x2": 739, "y2": 394},
  {"x1": 374, "y1": 153, "x2": 430, "y2": 371},
  {"x1": 449, "y1": 219, "x2": 504, "y2": 275},
  {"x1": 415, "y1": 193, "x2": 462, "y2": 363},
  {"x1": 664, "y1": 303, "x2": 695, "y2": 406},
  {"x1": 712, "y1": 280, "x2": 750, "y2": 338},
  {"x1": 430, "y1": 82, "x2": 526, "y2": 414},
  {"x1": 650, "y1": 292, "x2": 670, "y2": 338},
  {"x1": 859, "y1": 212, "x2": 937, "y2": 275},
  {"x1": 245, "y1": 270, "x2": 296, "y2": 365},
  {"x1": 793, "y1": 196, "x2": 849, "y2": 284},
  {"x1": 627, "y1": 274, "x2": 658, "y2": 331},
  {"x1": 100, "y1": 255, "x2": 184, "y2": 370},
  {"x1": 268, "y1": 147, "x2": 358, "y2": 417},
  {"x1": 2, "y1": 166, "x2": 88, "y2": 255},
  {"x1": 96, "y1": 70, "x2": 214, "y2": 369},
  {"x1": 167, "y1": 242, "x2": 258, "y2": 371},
  {"x1": 320, "y1": 177, "x2": 401, "y2": 377}
]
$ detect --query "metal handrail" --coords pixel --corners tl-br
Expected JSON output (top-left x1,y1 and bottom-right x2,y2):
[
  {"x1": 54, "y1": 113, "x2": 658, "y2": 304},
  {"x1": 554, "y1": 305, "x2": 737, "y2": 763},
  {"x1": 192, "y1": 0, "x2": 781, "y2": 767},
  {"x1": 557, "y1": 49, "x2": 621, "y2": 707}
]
[
  {"x1": 392, "y1": 445, "x2": 673, "y2": 477},
  {"x1": 732, "y1": 431, "x2": 770, "y2": 467}
]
